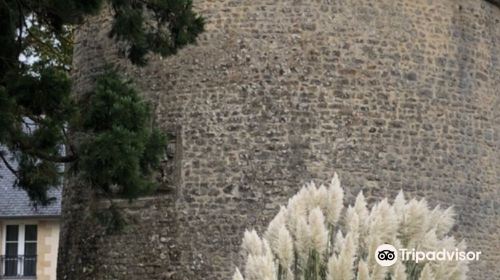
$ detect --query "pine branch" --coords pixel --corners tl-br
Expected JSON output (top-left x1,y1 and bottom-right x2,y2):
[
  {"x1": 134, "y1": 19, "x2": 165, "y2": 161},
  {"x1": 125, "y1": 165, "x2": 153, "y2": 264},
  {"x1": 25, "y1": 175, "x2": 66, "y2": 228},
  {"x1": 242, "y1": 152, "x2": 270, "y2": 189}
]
[
  {"x1": 0, "y1": 149, "x2": 19, "y2": 177},
  {"x1": 14, "y1": 137, "x2": 77, "y2": 163},
  {"x1": 62, "y1": 126, "x2": 76, "y2": 157},
  {"x1": 25, "y1": 28, "x2": 68, "y2": 63},
  {"x1": 15, "y1": 0, "x2": 25, "y2": 54},
  {"x1": 23, "y1": 147, "x2": 77, "y2": 163}
]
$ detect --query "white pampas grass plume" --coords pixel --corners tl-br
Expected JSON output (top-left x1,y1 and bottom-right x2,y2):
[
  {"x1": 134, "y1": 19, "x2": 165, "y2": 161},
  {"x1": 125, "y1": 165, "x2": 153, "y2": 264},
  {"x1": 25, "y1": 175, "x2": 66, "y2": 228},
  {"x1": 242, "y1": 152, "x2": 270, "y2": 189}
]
[
  {"x1": 326, "y1": 254, "x2": 338, "y2": 280},
  {"x1": 235, "y1": 174, "x2": 467, "y2": 280},
  {"x1": 419, "y1": 264, "x2": 435, "y2": 280},
  {"x1": 233, "y1": 268, "x2": 244, "y2": 280},
  {"x1": 446, "y1": 239, "x2": 469, "y2": 280},
  {"x1": 316, "y1": 184, "x2": 329, "y2": 217},
  {"x1": 400, "y1": 199, "x2": 429, "y2": 247},
  {"x1": 242, "y1": 230, "x2": 263, "y2": 257},
  {"x1": 265, "y1": 206, "x2": 287, "y2": 254},
  {"x1": 244, "y1": 255, "x2": 272, "y2": 280},
  {"x1": 345, "y1": 206, "x2": 360, "y2": 248},
  {"x1": 327, "y1": 233, "x2": 355, "y2": 280},
  {"x1": 420, "y1": 230, "x2": 439, "y2": 252},
  {"x1": 286, "y1": 189, "x2": 308, "y2": 236},
  {"x1": 325, "y1": 172, "x2": 344, "y2": 226},
  {"x1": 275, "y1": 225, "x2": 294, "y2": 269},
  {"x1": 432, "y1": 256, "x2": 467, "y2": 280},
  {"x1": 354, "y1": 192, "x2": 369, "y2": 228},
  {"x1": 429, "y1": 206, "x2": 455, "y2": 238},
  {"x1": 393, "y1": 190, "x2": 406, "y2": 223},
  {"x1": 337, "y1": 233, "x2": 356, "y2": 280},
  {"x1": 357, "y1": 260, "x2": 370, "y2": 280},
  {"x1": 368, "y1": 199, "x2": 398, "y2": 242},
  {"x1": 333, "y1": 230, "x2": 345, "y2": 254},
  {"x1": 393, "y1": 262, "x2": 407, "y2": 280},
  {"x1": 370, "y1": 263, "x2": 387, "y2": 280},
  {"x1": 366, "y1": 234, "x2": 381, "y2": 270},
  {"x1": 244, "y1": 240, "x2": 277, "y2": 280},
  {"x1": 244, "y1": 255, "x2": 258, "y2": 280},
  {"x1": 304, "y1": 181, "x2": 319, "y2": 211},
  {"x1": 345, "y1": 206, "x2": 359, "y2": 233},
  {"x1": 262, "y1": 240, "x2": 277, "y2": 279},
  {"x1": 450, "y1": 257, "x2": 469, "y2": 280},
  {"x1": 309, "y1": 207, "x2": 329, "y2": 255},
  {"x1": 295, "y1": 215, "x2": 311, "y2": 262},
  {"x1": 331, "y1": 172, "x2": 341, "y2": 190}
]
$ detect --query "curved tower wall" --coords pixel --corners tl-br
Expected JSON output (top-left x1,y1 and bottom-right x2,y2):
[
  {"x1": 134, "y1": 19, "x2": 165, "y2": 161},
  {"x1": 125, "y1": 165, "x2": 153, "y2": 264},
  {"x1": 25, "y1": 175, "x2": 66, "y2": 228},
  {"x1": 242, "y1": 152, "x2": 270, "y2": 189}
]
[{"x1": 66, "y1": 0, "x2": 500, "y2": 279}]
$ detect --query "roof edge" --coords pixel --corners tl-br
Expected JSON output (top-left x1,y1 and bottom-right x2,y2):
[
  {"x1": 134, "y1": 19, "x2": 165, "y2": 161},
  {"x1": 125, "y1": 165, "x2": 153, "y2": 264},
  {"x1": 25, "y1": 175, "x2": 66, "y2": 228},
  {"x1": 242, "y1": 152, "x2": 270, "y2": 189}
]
[{"x1": 0, "y1": 215, "x2": 61, "y2": 220}]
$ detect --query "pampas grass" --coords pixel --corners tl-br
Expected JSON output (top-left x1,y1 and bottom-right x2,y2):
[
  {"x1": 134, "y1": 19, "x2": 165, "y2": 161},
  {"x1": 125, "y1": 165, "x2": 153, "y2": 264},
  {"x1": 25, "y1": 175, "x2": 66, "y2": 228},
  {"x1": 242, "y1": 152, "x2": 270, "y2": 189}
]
[
  {"x1": 233, "y1": 268, "x2": 244, "y2": 280},
  {"x1": 234, "y1": 173, "x2": 468, "y2": 280}
]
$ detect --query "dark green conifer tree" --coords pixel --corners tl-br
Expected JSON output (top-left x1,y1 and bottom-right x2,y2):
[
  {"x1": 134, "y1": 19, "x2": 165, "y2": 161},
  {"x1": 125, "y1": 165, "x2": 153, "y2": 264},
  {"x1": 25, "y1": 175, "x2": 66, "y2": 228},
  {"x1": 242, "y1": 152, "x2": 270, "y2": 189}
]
[{"x1": 0, "y1": 0, "x2": 204, "y2": 204}]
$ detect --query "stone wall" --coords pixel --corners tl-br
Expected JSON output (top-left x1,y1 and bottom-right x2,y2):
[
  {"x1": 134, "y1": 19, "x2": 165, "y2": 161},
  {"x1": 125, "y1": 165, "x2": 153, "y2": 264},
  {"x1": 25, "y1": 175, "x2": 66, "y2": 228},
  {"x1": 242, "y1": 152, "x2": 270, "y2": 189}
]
[
  {"x1": 37, "y1": 220, "x2": 60, "y2": 280},
  {"x1": 64, "y1": 0, "x2": 500, "y2": 279}
]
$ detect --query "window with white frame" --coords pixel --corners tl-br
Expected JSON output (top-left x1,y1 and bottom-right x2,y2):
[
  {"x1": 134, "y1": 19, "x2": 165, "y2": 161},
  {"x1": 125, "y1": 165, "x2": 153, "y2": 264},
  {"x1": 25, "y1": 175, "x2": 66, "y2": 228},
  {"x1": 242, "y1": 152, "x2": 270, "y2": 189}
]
[{"x1": 2, "y1": 223, "x2": 37, "y2": 277}]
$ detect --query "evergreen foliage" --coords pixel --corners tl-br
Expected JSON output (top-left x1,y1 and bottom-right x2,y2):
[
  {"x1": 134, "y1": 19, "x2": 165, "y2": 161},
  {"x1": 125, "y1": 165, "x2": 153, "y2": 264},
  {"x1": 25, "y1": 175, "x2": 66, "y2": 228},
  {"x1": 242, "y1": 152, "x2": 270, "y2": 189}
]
[
  {"x1": 0, "y1": 0, "x2": 204, "y2": 205},
  {"x1": 78, "y1": 70, "x2": 165, "y2": 199}
]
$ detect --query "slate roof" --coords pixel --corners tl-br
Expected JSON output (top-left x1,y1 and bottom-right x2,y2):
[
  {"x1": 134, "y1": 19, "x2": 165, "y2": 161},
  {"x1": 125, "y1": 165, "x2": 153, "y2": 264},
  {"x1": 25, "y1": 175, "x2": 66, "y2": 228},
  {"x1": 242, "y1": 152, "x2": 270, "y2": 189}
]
[{"x1": 0, "y1": 151, "x2": 62, "y2": 218}]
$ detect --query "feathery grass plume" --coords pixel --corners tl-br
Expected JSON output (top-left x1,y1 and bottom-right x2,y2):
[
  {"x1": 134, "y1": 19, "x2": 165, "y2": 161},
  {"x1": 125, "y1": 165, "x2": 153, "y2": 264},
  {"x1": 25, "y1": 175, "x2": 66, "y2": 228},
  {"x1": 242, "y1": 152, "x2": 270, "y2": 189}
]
[
  {"x1": 304, "y1": 181, "x2": 319, "y2": 211},
  {"x1": 357, "y1": 260, "x2": 370, "y2": 280},
  {"x1": 262, "y1": 240, "x2": 278, "y2": 280},
  {"x1": 325, "y1": 173, "x2": 344, "y2": 225},
  {"x1": 371, "y1": 263, "x2": 388, "y2": 280},
  {"x1": 316, "y1": 184, "x2": 330, "y2": 217},
  {"x1": 295, "y1": 214, "x2": 312, "y2": 265},
  {"x1": 366, "y1": 233, "x2": 387, "y2": 280},
  {"x1": 353, "y1": 192, "x2": 369, "y2": 253},
  {"x1": 449, "y1": 257, "x2": 469, "y2": 280},
  {"x1": 393, "y1": 190, "x2": 406, "y2": 222},
  {"x1": 337, "y1": 233, "x2": 356, "y2": 280},
  {"x1": 419, "y1": 264, "x2": 435, "y2": 280},
  {"x1": 400, "y1": 199, "x2": 430, "y2": 248},
  {"x1": 244, "y1": 240, "x2": 277, "y2": 280},
  {"x1": 420, "y1": 230, "x2": 439, "y2": 252},
  {"x1": 234, "y1": 175, "x2": 467, "y2": 280},
  {"x1": 431, "y1": 239, "x2": 468, "y2": 280},
  {"x1": 242, "y1": 230, "x2": 264, "y2": 257},
  {"x1": 345, "y1": 206, "x2": 360, "y2": 250},
  {"x1": 354, "y1": 192, "x2": 369, "y2": 230},
  {"x1": 265, "y1": 206, "x2": 288, "y2": 254},
  {"x1": 286, "y1": 189, "x2": 308, "y2": 238},
  {"x1": 369, "y1": 198, "x2": 398, "y2": 242},
  {"x1": 345, "y1": 207, "x2": 359, "y2": 233},
  {"x1": 309, "y1": 207, "x2": 329, "y2": 255},
  {"x1": 393, "y1": 262, "x2": 408, "y2": 280},
  {"x1": 233, "y1": 268, "x2": 244, "y2": 280},
  {"x1": 326, "y1": 254, "x2": 338, "y2": 280},
  {"x1": 244, "y1": 255, "x2": 267, "y2": 280},
  {"x1": 429, "y1": 206, "x2": 455, "y2": 238},
  {"x1": 333, "y1": 230, "x2": 345, "y2": 255},
  {"x1": 275, "y1": 225, "x2": 294, "y2": 269}
]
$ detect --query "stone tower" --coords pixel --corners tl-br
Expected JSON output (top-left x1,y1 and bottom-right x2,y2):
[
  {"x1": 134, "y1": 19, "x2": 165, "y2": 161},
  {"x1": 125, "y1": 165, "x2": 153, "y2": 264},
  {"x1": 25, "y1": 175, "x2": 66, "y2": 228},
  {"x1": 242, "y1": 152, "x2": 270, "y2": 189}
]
[{"x1": 61, "y1": 0, "x2": 500, "y2": 279}]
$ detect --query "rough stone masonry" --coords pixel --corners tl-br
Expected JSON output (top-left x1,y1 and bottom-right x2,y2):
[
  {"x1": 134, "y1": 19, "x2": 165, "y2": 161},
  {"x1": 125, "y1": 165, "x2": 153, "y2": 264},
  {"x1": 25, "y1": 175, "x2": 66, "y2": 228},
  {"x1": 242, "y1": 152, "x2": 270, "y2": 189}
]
[{"x1": 60, "y1": 0, "x2": 500, "y2": 279}]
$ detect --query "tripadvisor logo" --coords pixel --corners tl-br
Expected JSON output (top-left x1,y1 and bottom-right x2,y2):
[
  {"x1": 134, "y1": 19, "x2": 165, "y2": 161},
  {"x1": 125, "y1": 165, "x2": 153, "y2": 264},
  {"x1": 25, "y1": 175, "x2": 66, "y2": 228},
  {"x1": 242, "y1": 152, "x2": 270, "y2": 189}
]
[
  {"x1": 375, "y1": 244, "x2": 398, "y2": 267},
  {"x1": 375, "y1": 244, "x2": 481, "y2": 267}
]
